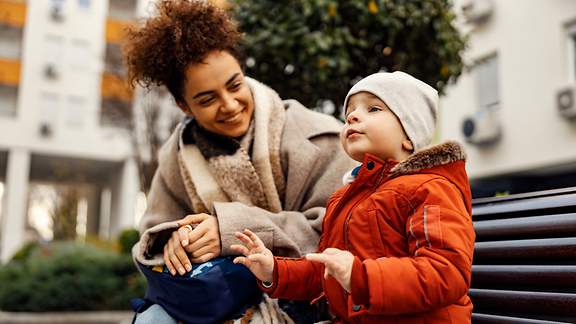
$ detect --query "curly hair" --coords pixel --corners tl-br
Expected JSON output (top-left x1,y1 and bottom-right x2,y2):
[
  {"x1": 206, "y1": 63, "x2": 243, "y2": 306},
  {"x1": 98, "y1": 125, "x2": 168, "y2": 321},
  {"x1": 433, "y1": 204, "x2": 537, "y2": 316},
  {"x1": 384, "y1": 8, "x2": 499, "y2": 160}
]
[{"x1": 123, "y1": 0, "x2": 243, "y2": 104}]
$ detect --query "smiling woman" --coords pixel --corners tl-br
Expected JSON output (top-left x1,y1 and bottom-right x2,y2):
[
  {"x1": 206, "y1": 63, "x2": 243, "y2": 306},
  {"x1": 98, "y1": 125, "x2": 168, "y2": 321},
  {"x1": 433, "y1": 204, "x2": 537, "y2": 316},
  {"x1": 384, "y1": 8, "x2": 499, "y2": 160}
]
[
  {"x1": 123, "y1": 1, "x2": 355, "y2": 323},
  {"x1": 178, "y1": 51, "x2": 254, "y2": 138}
]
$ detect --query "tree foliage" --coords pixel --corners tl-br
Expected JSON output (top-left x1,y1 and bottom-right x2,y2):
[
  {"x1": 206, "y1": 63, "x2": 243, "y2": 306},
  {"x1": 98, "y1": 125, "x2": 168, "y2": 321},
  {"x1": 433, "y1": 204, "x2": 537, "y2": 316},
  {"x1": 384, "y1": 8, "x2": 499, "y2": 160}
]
[{"x1": 233, "y1": 0, "x2": 466, "y2": 114}]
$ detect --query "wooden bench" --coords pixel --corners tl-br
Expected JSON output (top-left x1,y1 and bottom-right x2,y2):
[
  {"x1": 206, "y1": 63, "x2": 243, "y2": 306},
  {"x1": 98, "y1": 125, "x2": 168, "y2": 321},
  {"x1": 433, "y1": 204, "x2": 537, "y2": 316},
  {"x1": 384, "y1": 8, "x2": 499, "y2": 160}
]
[{"x1": 470, "y1": 187, "x2": 576, "y2": 323}]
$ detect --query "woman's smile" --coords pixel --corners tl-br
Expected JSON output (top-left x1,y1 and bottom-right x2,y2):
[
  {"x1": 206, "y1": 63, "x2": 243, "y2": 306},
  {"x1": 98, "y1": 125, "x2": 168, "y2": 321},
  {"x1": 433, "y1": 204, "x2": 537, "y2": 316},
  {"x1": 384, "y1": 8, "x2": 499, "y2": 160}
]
[{"x1": 219, "y1": 107, "x2": 247, "y2": 124}]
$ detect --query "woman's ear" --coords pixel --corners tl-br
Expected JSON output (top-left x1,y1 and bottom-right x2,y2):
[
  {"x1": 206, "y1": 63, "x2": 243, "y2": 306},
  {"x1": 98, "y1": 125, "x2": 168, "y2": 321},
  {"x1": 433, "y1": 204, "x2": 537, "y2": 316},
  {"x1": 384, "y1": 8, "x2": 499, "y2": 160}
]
[
  {"x1": 176, "y1": 100, "x2": 193, "y2": 116},
  {"x1": 402, "y1": 139, "x2": 414, "y2": 152}
]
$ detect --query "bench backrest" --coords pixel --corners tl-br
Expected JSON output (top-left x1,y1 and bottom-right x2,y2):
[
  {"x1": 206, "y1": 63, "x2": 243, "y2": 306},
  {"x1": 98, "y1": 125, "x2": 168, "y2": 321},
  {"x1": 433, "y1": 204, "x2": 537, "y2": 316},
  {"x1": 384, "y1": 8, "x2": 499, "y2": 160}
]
[{"x1": 471, "y1": 187, "x2": 576, "y2": 323}]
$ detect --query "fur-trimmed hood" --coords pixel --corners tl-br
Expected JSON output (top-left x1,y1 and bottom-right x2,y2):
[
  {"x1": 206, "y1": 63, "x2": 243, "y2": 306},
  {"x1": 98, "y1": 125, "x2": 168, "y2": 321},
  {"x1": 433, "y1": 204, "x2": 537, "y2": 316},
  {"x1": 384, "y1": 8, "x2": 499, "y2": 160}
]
[
  {"x1": 347, "y1": 141, "x2": 470, "y2": 208},
  {"x1": 388, "y1": 141, "x2": 469, "y2": 203},
  {"x1": 389, "y1": 141, "x2": 466, "y2": 178}
]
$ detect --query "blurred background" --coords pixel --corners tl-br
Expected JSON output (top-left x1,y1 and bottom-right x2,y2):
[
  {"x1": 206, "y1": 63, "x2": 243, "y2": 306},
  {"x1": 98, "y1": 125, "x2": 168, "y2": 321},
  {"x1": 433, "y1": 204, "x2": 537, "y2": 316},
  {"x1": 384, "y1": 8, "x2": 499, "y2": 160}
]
[{"x1": 0, "y1": 0, "x2": 575, "y2": 318}]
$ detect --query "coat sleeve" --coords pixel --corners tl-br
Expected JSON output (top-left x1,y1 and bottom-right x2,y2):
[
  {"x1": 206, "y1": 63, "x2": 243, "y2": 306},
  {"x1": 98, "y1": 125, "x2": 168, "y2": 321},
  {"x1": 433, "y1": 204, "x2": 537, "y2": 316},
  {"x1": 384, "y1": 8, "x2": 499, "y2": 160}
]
[
  {"x1": 350, "y1": 179, "x2": 475, "y2": 315},
  {"x1": 262, "y1": 256, "x2": 324, "y2": 301},
  {"x1": 135, "y1": 129, "x2": 195, "y2": 261},
  {"x1": 215, "y1": 135, "x2": 354, "y2": 257},
  {"x1": 139, "y1": 168, "x2": 191, "y2": 233}
]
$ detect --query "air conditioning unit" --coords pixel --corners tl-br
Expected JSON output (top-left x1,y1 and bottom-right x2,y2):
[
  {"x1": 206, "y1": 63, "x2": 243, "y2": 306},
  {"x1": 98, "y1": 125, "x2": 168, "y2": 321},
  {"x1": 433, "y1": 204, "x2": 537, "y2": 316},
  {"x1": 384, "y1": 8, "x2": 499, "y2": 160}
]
[
  {"x1": 556, "y1": 85, "x2": 576, "y2": 119},
  {"x1": 50, "y1": 4, "x2": 65, "y2": 22},
  {"x1": 462, "y1": 109, "x2": 502, "y2": 145},
  {"x1": 461, "y1": 0, "x2": 494, "y2": 24},
  {"x1": 44, "y1": 64, "x2": 58, "y2": 79},
  {"x1": 39, "y1": 122, "x2": 53, "y2": 138}
]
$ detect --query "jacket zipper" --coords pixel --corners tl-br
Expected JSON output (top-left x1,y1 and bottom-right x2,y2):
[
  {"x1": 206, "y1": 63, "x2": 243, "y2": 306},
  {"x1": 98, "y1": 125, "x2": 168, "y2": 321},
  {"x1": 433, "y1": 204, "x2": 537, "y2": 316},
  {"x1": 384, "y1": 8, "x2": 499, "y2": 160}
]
[
  {"x1": 341, "y1": 169, "x2": 387, "y2": 322},
  {"x1": 344, "y1": 169, "x2": 387, "y2": 249}
]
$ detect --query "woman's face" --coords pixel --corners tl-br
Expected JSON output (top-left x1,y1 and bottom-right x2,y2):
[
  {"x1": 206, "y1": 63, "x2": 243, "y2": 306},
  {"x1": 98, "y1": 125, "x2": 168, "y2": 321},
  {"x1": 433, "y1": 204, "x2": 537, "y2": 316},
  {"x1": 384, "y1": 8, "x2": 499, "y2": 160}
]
[{"x1": 179, "y1": 51, "x2": 254, "y2": 138}]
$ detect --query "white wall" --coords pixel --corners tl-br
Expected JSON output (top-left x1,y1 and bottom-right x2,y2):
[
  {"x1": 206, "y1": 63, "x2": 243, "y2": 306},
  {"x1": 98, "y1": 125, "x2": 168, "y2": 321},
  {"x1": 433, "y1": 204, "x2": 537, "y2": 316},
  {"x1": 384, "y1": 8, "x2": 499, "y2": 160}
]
[
  {"x1": 440, "y1": 0, "x2": 576, "y2": 179},
  {"x1": 0, "y1": 0, "x2": 132, "y2": 161}
]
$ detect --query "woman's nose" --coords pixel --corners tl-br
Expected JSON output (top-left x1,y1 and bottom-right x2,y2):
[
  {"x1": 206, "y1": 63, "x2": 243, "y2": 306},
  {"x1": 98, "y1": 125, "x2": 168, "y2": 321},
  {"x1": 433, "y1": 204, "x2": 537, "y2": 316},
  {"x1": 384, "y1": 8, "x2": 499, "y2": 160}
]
[{"x1": 220, "y1": 93, "x2": 239, "y2": 112}]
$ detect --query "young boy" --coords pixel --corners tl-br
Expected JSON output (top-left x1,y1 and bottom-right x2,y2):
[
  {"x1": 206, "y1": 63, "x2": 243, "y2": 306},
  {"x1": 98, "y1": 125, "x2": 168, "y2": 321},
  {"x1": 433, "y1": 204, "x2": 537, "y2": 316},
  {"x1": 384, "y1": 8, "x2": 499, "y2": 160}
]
[{"x1": 231, "y1": 71, "x2": 475, "y2": 323}]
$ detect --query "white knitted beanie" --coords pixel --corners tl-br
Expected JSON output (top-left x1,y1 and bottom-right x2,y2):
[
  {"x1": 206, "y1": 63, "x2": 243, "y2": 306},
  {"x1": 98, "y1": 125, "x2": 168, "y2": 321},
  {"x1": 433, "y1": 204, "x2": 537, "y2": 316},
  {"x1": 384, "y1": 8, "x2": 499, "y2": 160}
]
[{"x1": 343, "y1": 71, "x2": 438, "y2": 152}]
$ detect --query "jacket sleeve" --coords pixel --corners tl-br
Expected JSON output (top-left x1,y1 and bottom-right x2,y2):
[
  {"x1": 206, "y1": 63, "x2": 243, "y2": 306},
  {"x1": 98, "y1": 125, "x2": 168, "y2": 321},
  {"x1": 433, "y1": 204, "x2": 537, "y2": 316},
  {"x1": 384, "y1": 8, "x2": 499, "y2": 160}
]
[
  {"x1": 137, "y1": 126, "x2": 193, "y2": 233},
  {"x1": 135, "y1": 129, "x2": 194, "y2": 261},
  {"x1": 350, "y1": 179, "x2": 475, "y2": 315},
  {"x1": 263, "y1": 256, "x2": 324, "y2": 301},
  {"x1": 139, "y1": 168, "x2": 191, "y2": 232},
  {"x1": 215, "y1": 136, "x2": 354, "y2": 257}
]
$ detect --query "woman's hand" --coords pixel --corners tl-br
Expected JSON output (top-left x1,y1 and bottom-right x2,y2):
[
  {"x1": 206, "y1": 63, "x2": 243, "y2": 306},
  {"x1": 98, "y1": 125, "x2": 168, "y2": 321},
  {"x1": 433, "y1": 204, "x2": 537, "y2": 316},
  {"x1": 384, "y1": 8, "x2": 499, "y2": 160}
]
[
  {"x1": 163, "y1": 213, "x2": 221, "y2": 276},
  {"x1": 179, "y1": 214, "x2": 221, "y2": 264},
  {"x1": 230, "y1": 229, "x2": 274, "y2": 283},
  {"x1": 306, "y1": 248, "x2": 354, "y2": 292}
]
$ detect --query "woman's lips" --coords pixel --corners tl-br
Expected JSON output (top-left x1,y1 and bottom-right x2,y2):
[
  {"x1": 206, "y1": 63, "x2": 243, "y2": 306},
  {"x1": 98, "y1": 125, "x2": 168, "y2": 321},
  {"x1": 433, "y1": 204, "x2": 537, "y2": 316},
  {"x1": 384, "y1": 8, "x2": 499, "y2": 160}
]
[{"x1": 220, "y1": 107, "x2": 245, "y2": 124}]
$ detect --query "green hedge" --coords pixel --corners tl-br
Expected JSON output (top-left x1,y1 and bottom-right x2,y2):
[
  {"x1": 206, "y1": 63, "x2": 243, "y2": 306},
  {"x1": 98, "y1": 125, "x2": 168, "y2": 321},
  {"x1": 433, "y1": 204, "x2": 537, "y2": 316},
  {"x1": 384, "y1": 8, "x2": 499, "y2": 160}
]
[{"x1": 0, "y1": 239, "x2": 145, "y2": 312}]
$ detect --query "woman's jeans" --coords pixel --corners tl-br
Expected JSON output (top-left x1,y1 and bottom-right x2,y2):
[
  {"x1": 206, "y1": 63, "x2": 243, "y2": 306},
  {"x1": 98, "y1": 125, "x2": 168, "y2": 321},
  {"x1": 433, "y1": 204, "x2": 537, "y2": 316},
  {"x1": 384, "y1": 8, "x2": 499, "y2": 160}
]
[{"x1": 134, "y1": 304, "x2": 177, "y2": 324}]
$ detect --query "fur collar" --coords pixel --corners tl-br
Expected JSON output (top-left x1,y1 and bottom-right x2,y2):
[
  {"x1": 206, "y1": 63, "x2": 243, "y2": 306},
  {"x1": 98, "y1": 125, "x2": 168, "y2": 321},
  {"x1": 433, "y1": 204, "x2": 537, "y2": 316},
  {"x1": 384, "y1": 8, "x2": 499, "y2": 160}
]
[{"x1": 389, "y1": 141, "x2": 466, "y2": 177}]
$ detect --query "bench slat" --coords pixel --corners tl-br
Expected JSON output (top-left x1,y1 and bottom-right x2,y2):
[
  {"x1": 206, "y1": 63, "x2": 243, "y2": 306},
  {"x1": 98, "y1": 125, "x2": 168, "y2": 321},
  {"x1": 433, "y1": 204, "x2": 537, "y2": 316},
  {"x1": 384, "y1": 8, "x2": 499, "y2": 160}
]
[
  {"x1": 470, "y1": 187, "x2": 576, "y2": 321},
  {"x1": 472, "y1": 194, "x2": 576, "y2": 219},
  {"x1": 472, "y1": 313, "x2": 571, "y2": 324},
  {"x1": 472, "y1": 265, "x2": 576, "y2": 288},
  {"x1": 474, "y1": 237, "x2": 576, "y2": 260},
  {"x1": 474, "y1": 213, "x2": 576, "y2": 240},
  {"x1": 469, "y1": 289, "x2": 576, "y2": 317}
]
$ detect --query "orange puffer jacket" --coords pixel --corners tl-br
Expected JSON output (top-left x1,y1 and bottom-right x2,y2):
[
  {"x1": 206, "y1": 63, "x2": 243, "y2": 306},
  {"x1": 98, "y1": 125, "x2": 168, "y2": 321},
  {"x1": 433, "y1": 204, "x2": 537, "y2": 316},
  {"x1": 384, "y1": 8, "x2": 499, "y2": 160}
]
[{"x1": 264, "y1": 142, "x2": 475, "y2": 323}]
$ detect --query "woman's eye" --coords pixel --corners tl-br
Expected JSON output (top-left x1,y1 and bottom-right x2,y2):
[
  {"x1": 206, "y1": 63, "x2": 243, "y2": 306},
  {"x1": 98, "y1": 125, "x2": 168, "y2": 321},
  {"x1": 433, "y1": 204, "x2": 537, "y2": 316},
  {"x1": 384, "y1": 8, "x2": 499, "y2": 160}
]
[
  {"x1": 199, "y1": 97, "x2": 214, "y2": 106},
  {"x1": 229, "y1": 82, "x2": 242, "y2": 91}
]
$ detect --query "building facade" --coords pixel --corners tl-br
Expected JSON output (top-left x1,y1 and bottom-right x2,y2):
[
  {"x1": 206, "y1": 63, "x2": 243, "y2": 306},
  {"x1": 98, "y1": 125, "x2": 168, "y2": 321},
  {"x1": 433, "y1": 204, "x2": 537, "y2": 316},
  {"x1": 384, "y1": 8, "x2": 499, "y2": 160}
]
[
  {"x1": 0, "y1": 0, "x2": 143, "y2": 262},
  {"x1": 440, "y1": 0, "x2": 576, "y2": 197}
]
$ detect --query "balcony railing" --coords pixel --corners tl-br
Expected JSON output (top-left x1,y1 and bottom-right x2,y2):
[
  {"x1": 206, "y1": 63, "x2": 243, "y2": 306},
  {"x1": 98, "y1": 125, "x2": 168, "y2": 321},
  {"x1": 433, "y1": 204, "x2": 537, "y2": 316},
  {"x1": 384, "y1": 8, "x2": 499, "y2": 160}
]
[
  {"x1": 0, "y1": 58, "x2": 20, "y2": 86},
  {"x1": 101, "y1": 73, "x2": 132, "y2": 103},
  {"x1": 0, "y1": 1, "x2": 26, "y2": 29},
  {"x1": 105, "y1": 18, "x2": 132, "y2": 45}
]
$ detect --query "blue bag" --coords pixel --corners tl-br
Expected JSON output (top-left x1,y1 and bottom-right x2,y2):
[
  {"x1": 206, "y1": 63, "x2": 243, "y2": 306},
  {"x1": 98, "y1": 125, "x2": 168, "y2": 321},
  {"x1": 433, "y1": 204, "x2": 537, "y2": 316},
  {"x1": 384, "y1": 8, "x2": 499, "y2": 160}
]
[{"x1": 136, "y1": 256, "x2": 261, "y2": 324}]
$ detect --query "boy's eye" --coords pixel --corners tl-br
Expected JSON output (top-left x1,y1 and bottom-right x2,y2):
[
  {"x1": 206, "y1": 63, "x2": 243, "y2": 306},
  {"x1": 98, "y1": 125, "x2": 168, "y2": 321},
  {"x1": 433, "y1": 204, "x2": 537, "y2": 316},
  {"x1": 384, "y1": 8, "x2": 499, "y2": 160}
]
[{"x1": 368, "y1": 106, "x2": 382, "y2": 112}]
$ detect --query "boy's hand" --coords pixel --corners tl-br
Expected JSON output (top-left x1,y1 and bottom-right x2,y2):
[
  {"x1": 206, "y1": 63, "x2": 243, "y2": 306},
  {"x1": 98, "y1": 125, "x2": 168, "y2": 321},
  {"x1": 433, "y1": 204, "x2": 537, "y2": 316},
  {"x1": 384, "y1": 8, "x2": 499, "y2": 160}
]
[
  {"x1": 230, "y1": 229, "x2": 274, "y2": 283},
  {"x1": 306, "y1": 248, "x2": 354, "y2": 292}
]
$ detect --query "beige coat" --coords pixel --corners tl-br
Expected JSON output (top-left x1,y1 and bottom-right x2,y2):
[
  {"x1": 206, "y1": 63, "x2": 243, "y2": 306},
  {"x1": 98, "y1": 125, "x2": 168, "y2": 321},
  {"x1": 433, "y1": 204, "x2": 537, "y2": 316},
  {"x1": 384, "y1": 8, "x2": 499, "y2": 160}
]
[{"x1": 136, "y1": 98, "x2": 356, "y2": 264}]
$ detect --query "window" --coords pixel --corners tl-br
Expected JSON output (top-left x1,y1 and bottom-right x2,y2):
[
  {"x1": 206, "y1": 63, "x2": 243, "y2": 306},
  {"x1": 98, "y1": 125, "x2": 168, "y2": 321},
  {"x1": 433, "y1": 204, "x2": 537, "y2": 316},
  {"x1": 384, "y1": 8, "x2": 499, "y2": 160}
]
[
  {"x1": 78, "y1": 0, "x2": 91, "y2": 10},
  {"x1": 100, "y1": 98, "x2": 131, "y2": 129},
  {"x1": 104, "y1": 43, "x2": 126, "y2": 76},
  {"x1": 65, "y1": 96, "x2": 86, "y2": 128},
  {"x1": 108, "y1": 0, "x2": 136, "y2": 21},
  {"x1": 39, "y1": 93, "x2": 60, "y2": 137},
  {"x1": 0, "y1": 182, "x2": 4, "y2": 233},
  {"x1": 474, "y1": 54, "x2": 500, "y2": 111},
  {"x1": 567, "y1": 23, "x2": 576, "y2": 82},
  {"x1": 44, "y1": 35, "x2": 63, "y2": 80},
  {"x1": 0, "y1": 26, "x2": 24, "y2": 60},
  {"x1": 69, "y1": 39, "x2": 91, "y2": 72},
  {"x1": 0, "y1": 85, "x2": 18, "y2": 117}
]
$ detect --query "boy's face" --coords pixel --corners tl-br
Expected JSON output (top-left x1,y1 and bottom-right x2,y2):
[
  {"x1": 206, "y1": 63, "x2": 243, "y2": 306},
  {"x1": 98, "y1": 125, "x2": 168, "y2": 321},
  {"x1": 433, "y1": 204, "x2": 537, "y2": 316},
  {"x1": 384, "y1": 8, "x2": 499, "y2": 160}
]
[{"x1": 341, "y1": 92, "x2": 411, "y2": 162}]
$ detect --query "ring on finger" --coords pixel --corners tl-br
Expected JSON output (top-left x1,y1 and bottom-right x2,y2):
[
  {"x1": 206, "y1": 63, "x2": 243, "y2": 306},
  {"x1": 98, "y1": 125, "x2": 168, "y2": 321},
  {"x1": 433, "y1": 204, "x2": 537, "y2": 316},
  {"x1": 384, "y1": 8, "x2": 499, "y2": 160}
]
[{"x1": 183, "y1": 224, "x2": 193, "y2": 232}]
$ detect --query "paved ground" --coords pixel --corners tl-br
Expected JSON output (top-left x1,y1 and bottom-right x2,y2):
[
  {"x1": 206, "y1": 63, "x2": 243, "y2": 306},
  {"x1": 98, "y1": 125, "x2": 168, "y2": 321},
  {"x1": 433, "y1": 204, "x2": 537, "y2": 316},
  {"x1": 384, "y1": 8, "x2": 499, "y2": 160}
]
[{"x1": 0, "y1": 311, "x2": 133, "y2": 324}]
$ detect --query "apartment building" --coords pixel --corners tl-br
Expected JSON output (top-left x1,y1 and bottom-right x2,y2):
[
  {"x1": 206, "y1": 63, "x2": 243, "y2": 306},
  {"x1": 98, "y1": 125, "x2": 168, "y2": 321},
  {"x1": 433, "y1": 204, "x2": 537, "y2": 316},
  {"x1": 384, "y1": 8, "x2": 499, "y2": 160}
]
[
  {"x1": 440, "y1": 0, "x2": 576, "y2": 197},
  {"x1": 0, "y1": 0, "x2": 142, "y2": 262}
]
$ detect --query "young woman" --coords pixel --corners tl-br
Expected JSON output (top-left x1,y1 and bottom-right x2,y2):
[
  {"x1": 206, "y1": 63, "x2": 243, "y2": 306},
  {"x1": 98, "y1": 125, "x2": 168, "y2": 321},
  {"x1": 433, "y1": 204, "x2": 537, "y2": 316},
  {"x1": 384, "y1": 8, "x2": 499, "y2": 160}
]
[{"x1": 125, "y1": 1, "x2": 355, "y2": 323}]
